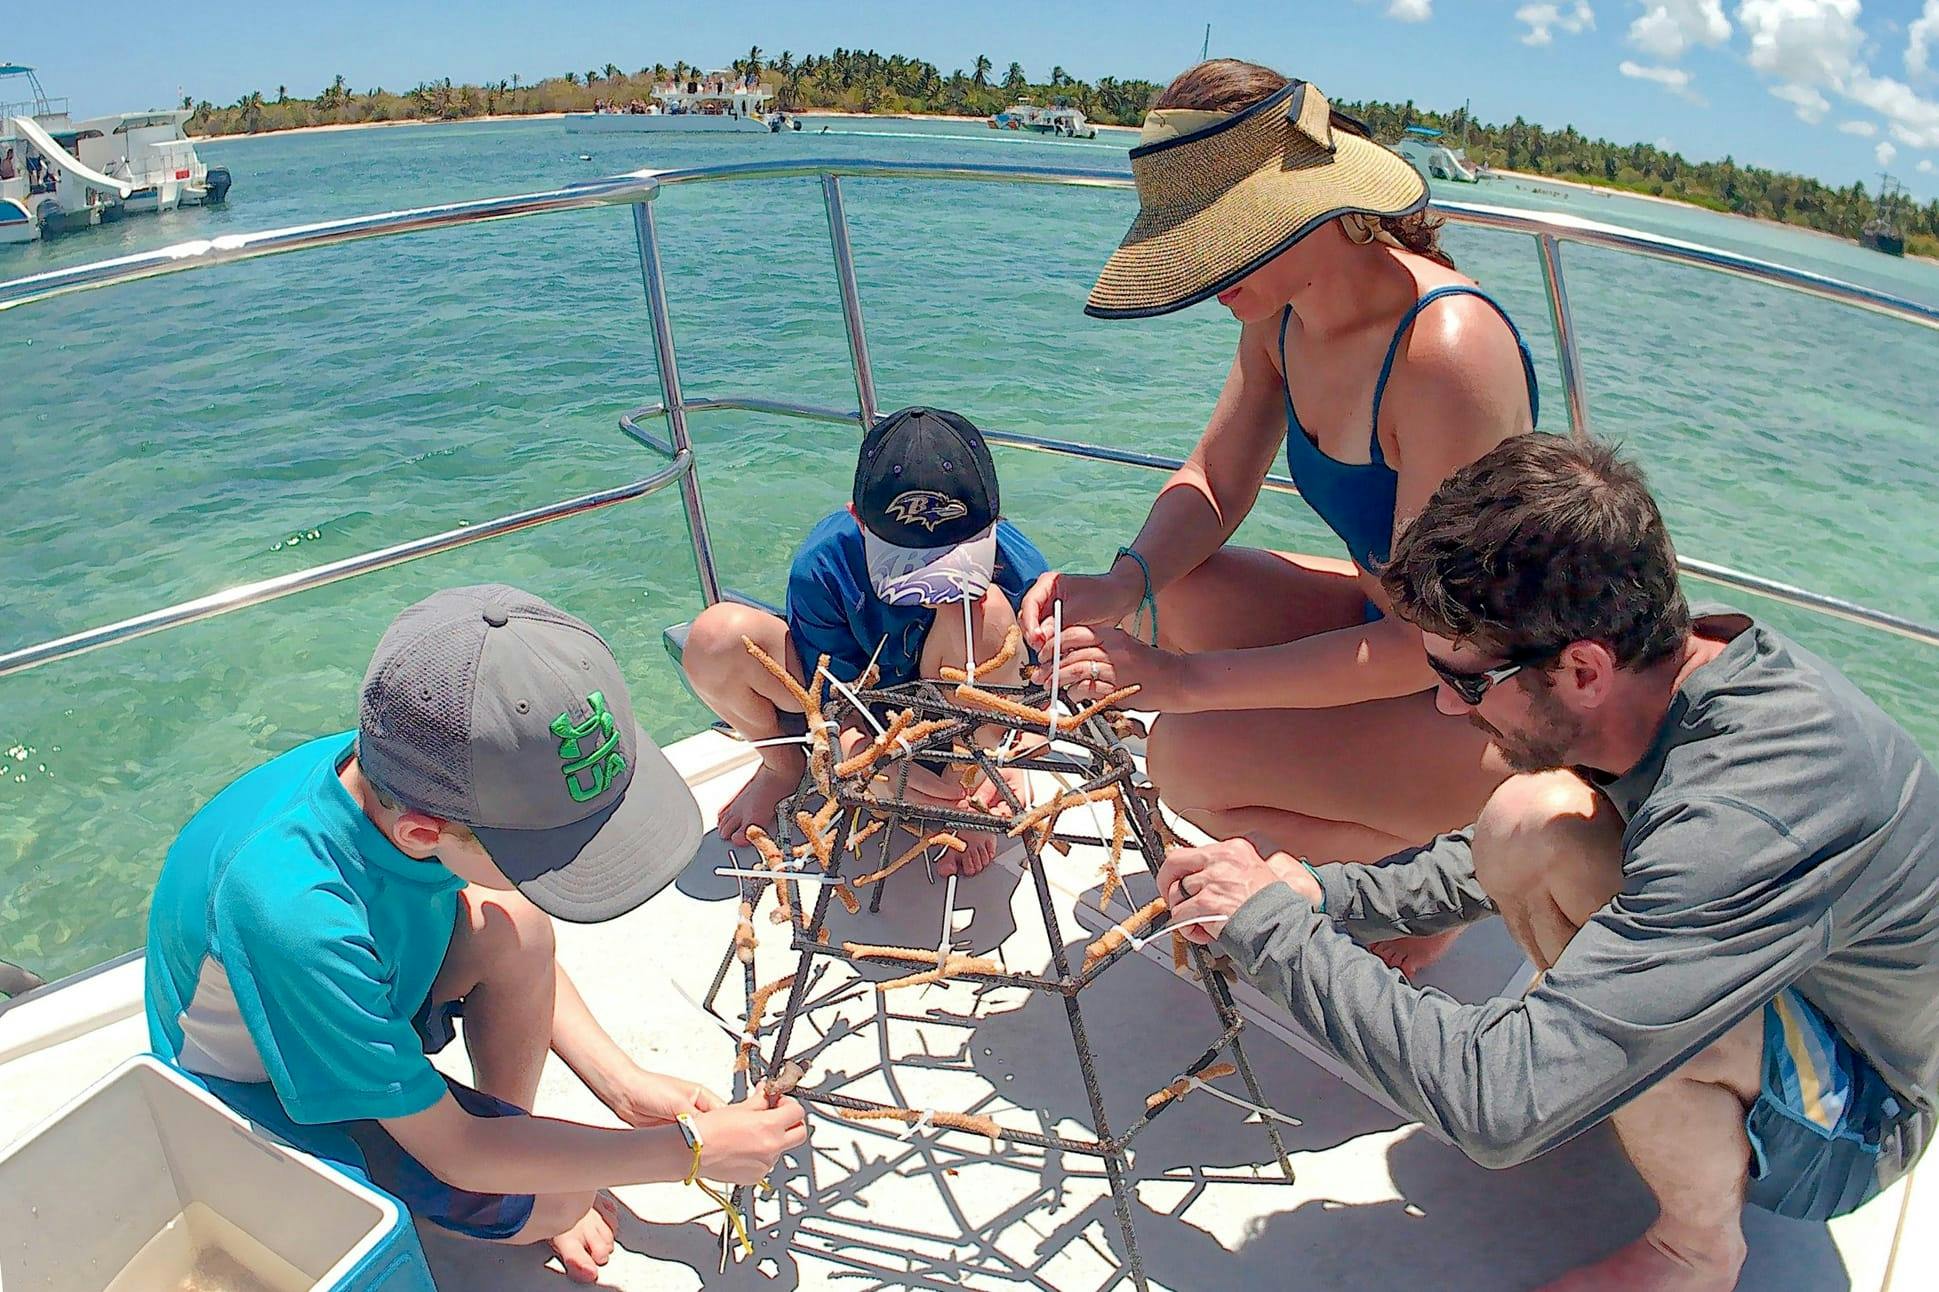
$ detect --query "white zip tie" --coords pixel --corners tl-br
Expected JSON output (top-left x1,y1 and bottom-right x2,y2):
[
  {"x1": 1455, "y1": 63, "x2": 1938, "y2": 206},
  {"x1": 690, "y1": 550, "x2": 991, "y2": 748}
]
[
  {"x1": 963, "y1": 596, "x2": 976, "y2": 684},
  {"x1": 1180, "y1": 1074, "x2": 1303, "y2": 1128},
  {"x1": 743, "y1": 734, "x2": 813, "y2": 750},
  {"x1": 892, "y1": 1108, "x2": 936, "y2": 1141},
  {"x1": 1048, "y1": 599, "x2": 1063, "y2": 737},
  {"x1": 1128, "y1": 914, "x2": 1227, "y2": 951},
  {"x1": 667, "y1": 977, "x2": 749, "y2": 1048},
  {"x1": 714, "y1": 867, "x2": 849, "y2": 885},
  {"x1": 827, "y1": 675, "x2": 886, "y2": 737}
]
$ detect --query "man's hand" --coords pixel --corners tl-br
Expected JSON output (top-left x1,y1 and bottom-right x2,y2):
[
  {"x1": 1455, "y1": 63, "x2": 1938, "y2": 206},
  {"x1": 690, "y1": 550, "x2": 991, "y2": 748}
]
[
  {"x1": 597, "y1": 1068, "x2": 727, "y2": 1128},
  {"x1": 1157, "y1": 837, "x2": 1323, "y2": 944},
  {"x1": 693, "y1": 1096, "x2": 810, "y2": 1184}
]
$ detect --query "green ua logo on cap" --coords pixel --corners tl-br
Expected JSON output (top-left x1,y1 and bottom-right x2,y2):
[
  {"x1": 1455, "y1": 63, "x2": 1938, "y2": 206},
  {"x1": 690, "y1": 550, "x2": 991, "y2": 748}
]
[{"x1": 552, "y1": 691, "x2": 627, "y2": 803}]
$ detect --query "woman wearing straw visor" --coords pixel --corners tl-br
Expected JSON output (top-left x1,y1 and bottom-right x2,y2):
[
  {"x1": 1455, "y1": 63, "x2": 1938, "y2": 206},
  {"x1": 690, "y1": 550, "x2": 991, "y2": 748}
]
[{"x1": 1021, "y1": 60, "x2": 1540, "y2": 975}]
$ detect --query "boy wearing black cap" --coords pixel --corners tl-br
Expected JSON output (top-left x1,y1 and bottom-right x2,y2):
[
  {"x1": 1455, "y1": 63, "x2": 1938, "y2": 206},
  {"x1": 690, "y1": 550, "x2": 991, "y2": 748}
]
[
  {"x1": 685, "y1": 407, "x2": 1048, "y2": 870},
  {"x1": 146, "y1": 585, "x2": 807, "y2": 1283}
]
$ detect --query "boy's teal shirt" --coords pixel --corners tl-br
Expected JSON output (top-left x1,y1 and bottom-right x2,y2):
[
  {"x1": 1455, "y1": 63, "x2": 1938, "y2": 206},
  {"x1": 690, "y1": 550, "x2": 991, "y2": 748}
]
[{"x1": 146, "y1": 732, "x2": 464, "y2": 1125}]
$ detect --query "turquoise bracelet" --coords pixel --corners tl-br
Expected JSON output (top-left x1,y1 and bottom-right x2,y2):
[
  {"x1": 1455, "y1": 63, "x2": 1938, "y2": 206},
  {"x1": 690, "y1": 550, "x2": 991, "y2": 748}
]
[
  {"x1": 1299, "y1": 859, "x2": 1326, "y2": 913},
  {"x1": 1115, "y1": 546, "x2": 1160, "y2": 646}
]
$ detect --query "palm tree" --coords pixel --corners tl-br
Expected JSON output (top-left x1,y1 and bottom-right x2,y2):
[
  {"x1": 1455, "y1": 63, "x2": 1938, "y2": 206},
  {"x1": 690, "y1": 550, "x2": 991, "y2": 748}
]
[
  {"x1": 603, "y1": 63, "x2": 620, "y2": 82},
  {"x1": 972, "y1": 55, "x2": 992, "y2": 87},
  {"x1": 775, "y1": 50, "x2": 794, "y2": 80},
  {"x1": 744, "y1": 46, "x2": 764, "y2": 80},
  {"x1": 1004, "y1": 62, "x2": 1026, "y2": 95},
  {"x1": 565, "y1": 71, "x2": 580, "y2": 86},
  {"x1": 587, "y1": 68, "x2": 600, "y2": 86},
  {"x1": 1050, "y1": 66, "x2": 1068, "y2": 87},
  {"x1": 276, "y1": 85, "x2": 287, "y2": 103}
]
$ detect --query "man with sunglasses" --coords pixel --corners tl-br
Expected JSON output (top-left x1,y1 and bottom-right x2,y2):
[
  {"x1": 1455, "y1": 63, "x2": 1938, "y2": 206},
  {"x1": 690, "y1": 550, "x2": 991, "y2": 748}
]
[{"x1": 1158, "y1": 433, "x2": 1938, "y2": 1291}]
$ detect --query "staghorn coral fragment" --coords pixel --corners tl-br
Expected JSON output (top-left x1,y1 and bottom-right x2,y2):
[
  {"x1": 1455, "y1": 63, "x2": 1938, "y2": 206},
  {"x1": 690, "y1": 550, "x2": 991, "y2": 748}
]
[
  {"x1": 851, "y1": 831, "x2": 965, "y2": 887},
  {"x1": 1006, "y1": 784, "x2": 1121, "y2": 839},
  {"x1": 1144, "y1": 1061, "x2": 1238, "y2": 1111},
  {"x1": 836, "y1": 1105, "x2": 1003, "y2": 1145},
  {"x1": 1100, "y1": 799, "x2": 1129, "y2": 906},
  {"x1": 743, "y1": 636, "x2": 811, "y2": 709},
  {"x1": 746, "y1": 826, "x2": 794, "y2": 926},
  {"x1": 953, "y1": 683, "x2": 1053, "y2": 726},
  {"x1": 734, "y1": 899, "x2": 756, "y2": 965},
  {"x1": 834, "y1": 709, "x2": 915, "y2": 779},
  {"x1": 1064, "y1": 684, "x2": 1143, "y2": 729},
  {"x1": 1082, "y1": 897, "x2": 1169, "y2": 973}
]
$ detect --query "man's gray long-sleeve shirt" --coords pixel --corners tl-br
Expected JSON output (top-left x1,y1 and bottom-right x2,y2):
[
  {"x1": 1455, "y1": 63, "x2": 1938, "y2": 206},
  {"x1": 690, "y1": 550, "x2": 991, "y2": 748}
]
[{"x1": 1218, "y1": 611, "x2": 1939, "y2": 1177}]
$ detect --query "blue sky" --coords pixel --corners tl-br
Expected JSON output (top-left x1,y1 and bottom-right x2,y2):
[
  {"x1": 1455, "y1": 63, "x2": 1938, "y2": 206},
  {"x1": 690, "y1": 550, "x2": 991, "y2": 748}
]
[{"x1": 10, "y1": 1, "x2": 1938, "y2": 196}]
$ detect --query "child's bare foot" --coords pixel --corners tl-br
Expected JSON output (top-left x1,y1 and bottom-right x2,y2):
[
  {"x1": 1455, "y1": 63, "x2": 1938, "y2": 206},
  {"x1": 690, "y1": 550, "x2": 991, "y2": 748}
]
[
  {"x1": 1371, "y1": 927, "x2": 1465, "y2": 978},
  {"x1": 941, "y1": 829, "x2": 999, "y2": 877},
  {"x1": 718, "y1": 754, "x2": 803, "y2": 846},
  {"x1": 549, "y1": 1194, "x2": 619, "y2": 1283}
]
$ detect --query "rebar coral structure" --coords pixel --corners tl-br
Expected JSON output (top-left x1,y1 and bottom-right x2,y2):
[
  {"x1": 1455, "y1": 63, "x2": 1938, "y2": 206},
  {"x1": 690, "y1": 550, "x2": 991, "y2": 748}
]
[{"x1": 705, "y1": 672, "x2": 1294, "y2": 1291}]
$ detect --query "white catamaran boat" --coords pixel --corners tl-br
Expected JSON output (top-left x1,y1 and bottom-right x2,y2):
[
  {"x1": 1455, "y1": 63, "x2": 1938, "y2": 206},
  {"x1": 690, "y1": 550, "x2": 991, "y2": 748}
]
[
  {"x1": 563, "y1": 70, "x2": 795, "y2": 134},
  {"x1": 990, "y1": 101, "x2": 1099, "y2": 138},
  {"x1": 1397, "y1": 124, "x2": 1481, "y2": 183},
  {"x1": 2, "y1": 161, "x2": 1936, "y2": 1291},
  {"x1": 1, "y1": 63, "x2": 230, "y2": 245}
]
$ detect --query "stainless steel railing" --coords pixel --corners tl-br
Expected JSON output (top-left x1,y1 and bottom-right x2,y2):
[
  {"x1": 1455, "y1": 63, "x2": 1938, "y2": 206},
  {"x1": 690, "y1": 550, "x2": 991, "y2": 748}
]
[{"x1": 3, "y1": 156, "x2": 1937, "y2": 686}]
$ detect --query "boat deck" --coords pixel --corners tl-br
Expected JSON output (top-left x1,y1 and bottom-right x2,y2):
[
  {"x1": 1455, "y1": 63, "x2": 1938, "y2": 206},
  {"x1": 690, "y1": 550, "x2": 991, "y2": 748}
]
[{"x1": 0, "y1": 728, "x2": 1927, "y2": 1290}]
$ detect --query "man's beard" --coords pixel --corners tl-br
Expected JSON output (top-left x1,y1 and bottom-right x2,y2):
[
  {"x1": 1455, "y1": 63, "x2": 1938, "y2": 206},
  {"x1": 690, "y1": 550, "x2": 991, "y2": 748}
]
[{"x1": 1470, "y1": 686, "x2": 1583, "y2": 774}]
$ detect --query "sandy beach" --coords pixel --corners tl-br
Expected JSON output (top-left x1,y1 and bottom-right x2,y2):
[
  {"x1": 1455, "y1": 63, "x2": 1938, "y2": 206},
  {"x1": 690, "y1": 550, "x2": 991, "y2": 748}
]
[
  {"x1": 187, "y1": 114, "x2": 1918, "y2": 263},
  {"x1": 1491, "y1": 167, "x2": 1937, "y2": 264}
]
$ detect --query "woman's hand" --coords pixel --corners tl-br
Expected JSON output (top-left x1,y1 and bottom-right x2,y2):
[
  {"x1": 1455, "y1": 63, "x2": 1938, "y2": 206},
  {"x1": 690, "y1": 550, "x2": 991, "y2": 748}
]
[
  {"x1": 1018, "y1": 566, "x2": 1144, "y2": 654},
  {"x1": 1032, "y1": 624, "x2": 1188, "y2": 711}
]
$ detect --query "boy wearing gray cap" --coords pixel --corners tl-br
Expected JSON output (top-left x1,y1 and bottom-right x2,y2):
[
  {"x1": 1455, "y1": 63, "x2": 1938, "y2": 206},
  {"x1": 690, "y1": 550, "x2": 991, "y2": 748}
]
[{"x1": 146, "y1": 585, "x2": 807, "y2": 1282}]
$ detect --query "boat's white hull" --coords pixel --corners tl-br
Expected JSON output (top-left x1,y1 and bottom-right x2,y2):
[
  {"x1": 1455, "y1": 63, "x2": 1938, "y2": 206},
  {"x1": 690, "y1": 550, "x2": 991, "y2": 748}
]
[
  {"x1": 564, "y1": 112, "x2": 775, "y2": 134},
  {"x1": 0, "y1": 198, "x2": 36, "y2": 244},
  {"x1": 121, "y1": 182, "x2": 181, "y2": 215},
  {"x1": 1, "y1": 723, "x2": 1925, "y2": 1290}
]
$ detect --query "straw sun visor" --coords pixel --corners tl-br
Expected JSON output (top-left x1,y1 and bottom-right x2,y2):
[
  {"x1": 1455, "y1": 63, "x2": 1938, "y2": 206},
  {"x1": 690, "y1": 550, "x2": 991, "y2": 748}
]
[{"x1": 1087, "y1": 81, "x2": 1429, "y2": 319}]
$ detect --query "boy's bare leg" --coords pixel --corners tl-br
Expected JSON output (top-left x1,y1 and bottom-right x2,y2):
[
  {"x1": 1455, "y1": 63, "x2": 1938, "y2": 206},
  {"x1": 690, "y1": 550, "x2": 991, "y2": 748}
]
[
  {"x1": 683, "y1": 602, "x2": 808, "y2": 845},
  {"x1": 921, "y1": 591, "x2": 1027, "y2": 876},
  {"x1": 1475, "y1": 773, "x2": 1756, "y2": 1292},
  {"x1": 429, "y1": 892, "x2": 618, "y2": 1281},
  {"x1": 430, "y1": 886, "x2": 556, "y2": 1109}
]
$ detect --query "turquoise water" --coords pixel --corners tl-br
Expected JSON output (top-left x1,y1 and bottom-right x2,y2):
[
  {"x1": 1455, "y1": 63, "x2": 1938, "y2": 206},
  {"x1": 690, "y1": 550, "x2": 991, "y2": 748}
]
[{"x1": 3, "y1": 117, "x2": 1937, "y2": 980}]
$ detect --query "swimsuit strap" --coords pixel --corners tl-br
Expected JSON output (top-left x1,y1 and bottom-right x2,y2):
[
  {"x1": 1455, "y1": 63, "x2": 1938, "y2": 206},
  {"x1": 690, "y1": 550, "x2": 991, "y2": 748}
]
[{"x1": 1368, "y1": 285, "x2": 1540, "y2": 465}]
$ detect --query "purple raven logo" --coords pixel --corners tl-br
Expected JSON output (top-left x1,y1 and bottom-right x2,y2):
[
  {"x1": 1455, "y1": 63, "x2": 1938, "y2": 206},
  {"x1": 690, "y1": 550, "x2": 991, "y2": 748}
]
[{"x1": 885, "y1": 490, "x2": 968, "y2": 532}]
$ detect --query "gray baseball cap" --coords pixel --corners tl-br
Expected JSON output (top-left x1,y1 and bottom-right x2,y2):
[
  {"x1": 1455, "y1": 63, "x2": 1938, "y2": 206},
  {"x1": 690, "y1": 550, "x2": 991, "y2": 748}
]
[{"x1": 357, "y1": 584, "x2": 702, "y2": 923}]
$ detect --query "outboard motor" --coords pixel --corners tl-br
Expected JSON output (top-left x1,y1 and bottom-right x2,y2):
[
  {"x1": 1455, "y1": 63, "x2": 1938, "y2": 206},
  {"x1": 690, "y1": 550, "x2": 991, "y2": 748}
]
[{"x1": 203, "y1": 166, "x2": 232, "y2": 204}]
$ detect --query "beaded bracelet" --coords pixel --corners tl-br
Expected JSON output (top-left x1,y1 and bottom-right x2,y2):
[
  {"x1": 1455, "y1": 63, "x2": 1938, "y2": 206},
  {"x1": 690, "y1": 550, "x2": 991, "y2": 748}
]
[{"x1": 1115, "y1": 546, "x2": 1160, "y2": 646}]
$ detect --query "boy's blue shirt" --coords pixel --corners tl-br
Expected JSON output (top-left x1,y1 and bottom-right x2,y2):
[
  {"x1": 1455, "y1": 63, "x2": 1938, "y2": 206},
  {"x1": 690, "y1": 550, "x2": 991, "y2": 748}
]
[
  {"x1": 145, "y1": 732, "x2": 463, "y2": 1126},
  {"x1": 785, "y1": 511, "x2": 1048, "y2": 686}
]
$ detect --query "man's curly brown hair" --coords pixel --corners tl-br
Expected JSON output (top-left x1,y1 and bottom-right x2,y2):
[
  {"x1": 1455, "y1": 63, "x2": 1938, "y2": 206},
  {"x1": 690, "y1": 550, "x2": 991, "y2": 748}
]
[{"x1": 1379, "y1": 433, "x2": 1690, "y2": 669}]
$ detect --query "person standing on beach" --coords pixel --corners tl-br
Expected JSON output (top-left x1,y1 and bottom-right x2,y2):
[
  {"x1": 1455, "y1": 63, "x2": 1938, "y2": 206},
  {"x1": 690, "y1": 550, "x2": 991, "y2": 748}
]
[{"x1": 1024, "y1": 60, "x2": 1539, "y2": 974}]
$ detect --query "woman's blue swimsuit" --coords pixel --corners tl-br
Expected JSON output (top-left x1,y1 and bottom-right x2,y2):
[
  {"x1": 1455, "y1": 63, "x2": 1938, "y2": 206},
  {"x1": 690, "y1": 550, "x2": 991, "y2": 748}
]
[{"x1": 1277, "y1": 285, "x2": 1540, "y2": 570}]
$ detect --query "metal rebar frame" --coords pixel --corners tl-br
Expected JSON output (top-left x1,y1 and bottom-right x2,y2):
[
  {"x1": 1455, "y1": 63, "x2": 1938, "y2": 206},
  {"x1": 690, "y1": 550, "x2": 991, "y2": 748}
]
[{"x1": 706, "y1": 676, "x2": 1294, "y2": 1290}]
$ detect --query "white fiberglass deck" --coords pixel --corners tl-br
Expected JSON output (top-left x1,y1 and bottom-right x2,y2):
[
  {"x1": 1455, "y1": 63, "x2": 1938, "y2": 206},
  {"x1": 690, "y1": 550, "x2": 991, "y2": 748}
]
[{"x1": 0, "y1": 729, "x2": 1926, "y2": 1291}]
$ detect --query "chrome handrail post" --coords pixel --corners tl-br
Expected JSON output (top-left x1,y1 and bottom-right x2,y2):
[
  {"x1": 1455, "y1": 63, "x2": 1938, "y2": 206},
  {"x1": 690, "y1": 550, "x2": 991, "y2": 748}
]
[
  {"x1": 1537, "y1": 233, "x2": 1592, "y2": 437},
  {"x1": 821, "y1": 174, "x2": 881, "y2": 428},
  {"x1": 633, "y1": 196, "x2": 724, "y2": 607}
]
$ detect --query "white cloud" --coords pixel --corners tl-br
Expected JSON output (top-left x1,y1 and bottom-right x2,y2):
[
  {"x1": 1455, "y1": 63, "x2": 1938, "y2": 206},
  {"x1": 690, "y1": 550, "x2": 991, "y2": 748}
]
[
  {"x1": 1518, "y1": 2, "x2": 1597, "y2": 45},
  {"x1": 1628, "y1": 0, "x2": 1731, "y2": 60},
  {"x1": 1837, "y1": 118, "x2": 1878, "y2": 135},
  {"x1": 1620, "y1": 59, "x2": 1707, "y2": 103},
  {"x1": 1736, "y1": 0, "x2": 1864, "y2": 87},
  {"x1": 1846, "y1": 70, "x2": 1939, "y2": 147},
  {"x1": 1919, "y1": 158, "x2": 1935, "y2": 172},
  {"x1": 1732, "y1": 0, "x2": 1939, "y2": 151},
  {"x1": 1910, "y1": 0, "x2": 1939, "y2": 77},
  {"x1": 1770, "y1": 82, "x2": 1831, "y2": 122},
  {"x1": 1876, "y1": 139, "x2": 1898, "y2": 166},
  {"x1": 1389, "y1": 0, "x2": 1434, "y2": 20}
]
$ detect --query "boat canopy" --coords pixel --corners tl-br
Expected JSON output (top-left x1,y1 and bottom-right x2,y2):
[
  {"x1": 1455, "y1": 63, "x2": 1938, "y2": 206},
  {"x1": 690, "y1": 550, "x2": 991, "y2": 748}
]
[
  {"x1": 1404, "y1": 125, "x2": 1445, "y2": 138},
  {"x1": 0, "y1": 65, "x2": 34, "y2": 77}
]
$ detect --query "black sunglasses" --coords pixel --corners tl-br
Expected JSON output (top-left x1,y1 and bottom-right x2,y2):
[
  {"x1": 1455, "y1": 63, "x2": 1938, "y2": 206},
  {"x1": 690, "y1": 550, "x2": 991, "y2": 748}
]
[{"x1": 1425, "y1": 646, "x2": 1562, "y2": 706}]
